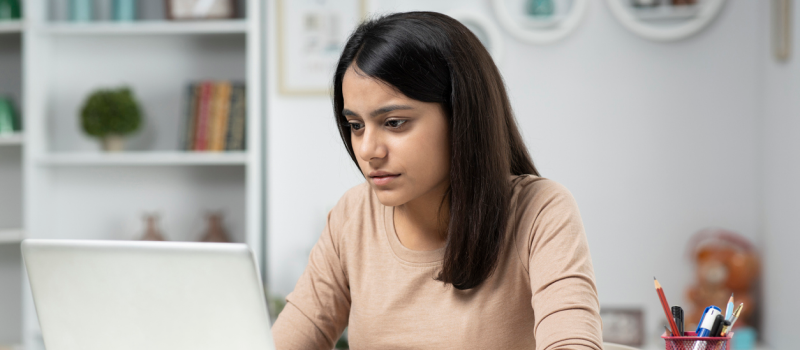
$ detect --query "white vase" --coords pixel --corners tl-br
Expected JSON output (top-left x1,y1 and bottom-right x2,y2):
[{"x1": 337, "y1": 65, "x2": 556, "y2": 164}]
[{"x1": 101, "y1": 134, "x2": 124, "y2": 152}]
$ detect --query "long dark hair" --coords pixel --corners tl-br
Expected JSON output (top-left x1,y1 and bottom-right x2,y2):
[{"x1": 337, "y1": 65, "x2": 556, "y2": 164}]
[{"x1": 333, "y1": 12, "x2": 538, "y2": 290}]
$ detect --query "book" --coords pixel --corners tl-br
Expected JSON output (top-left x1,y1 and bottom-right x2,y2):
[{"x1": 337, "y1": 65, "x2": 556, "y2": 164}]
[
  {"x1": 209, "y1": 81, "x2": 231, "y2": 152},
  {"x1": 194, "y1": 82, "x2": 214, "y2": 151},
  {"x1": 182, "y1": 84, "x2": 200, "y2": 150},
  {"x1": 180, "y1": 81, "x2": 246, "y2": 152},
  {"x1": 225, "y1": 84, "x2": 246, "y2": 151}
]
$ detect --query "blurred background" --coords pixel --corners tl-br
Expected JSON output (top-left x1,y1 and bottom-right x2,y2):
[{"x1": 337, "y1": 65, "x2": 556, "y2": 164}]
[{"x1": 0, "y1": 0, "x2": 797, "y2": 349}]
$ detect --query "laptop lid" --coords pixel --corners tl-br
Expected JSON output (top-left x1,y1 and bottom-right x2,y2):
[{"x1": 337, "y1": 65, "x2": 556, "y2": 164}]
[{"x1": 22, "y1": 239, "x2": 275, "y2": 350}]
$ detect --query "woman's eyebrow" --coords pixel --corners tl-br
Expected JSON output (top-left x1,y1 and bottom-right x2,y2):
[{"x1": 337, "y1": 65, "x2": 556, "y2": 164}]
[
  {"x1": 370, "y1": 104, "x2": 413, "y2": 117},
  {"x1": 341, "y1": 104, "x2": 414, "y2": 118}
]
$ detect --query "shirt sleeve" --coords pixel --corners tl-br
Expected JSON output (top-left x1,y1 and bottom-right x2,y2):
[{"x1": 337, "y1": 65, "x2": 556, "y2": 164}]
[
  {"x1": 525, "y1": 182, "x2": 603, "y2": 350},
  {"x1": 272, "y1": 209, "x2": 351, "y2": 350}
]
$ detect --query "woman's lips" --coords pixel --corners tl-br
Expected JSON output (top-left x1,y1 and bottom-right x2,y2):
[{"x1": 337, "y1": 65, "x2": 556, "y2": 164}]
[{"x1": 371, "y1": 174, "x2": 399, "y2": 186}]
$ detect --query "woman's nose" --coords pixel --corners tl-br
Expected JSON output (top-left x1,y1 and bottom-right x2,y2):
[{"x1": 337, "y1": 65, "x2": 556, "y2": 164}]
[{"x1": 359, "y1": 127, "x2": 387, "y2": 161}]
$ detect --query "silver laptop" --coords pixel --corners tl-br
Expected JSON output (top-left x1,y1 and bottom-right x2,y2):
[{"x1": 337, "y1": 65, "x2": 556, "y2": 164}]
[{"x1": 22, "y1": 239, "x2": 275, "y2": 350}]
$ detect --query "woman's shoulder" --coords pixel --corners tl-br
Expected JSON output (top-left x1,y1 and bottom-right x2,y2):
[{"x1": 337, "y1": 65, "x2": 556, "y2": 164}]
[
  {"x1": 509, "y1": 174, "x2": 576, "y2": 206},
  {"x1": 508, "y1": 174, "x2": 586, "y2": 269}
]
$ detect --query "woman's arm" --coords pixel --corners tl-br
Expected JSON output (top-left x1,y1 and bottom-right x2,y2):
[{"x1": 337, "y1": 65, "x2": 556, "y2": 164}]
[
  {"x1": 272, "y1": 209, "x2": 351, "y2": 350},
  {"x1": 525, "y1": 181, "x2": 603, "y2": 350}
]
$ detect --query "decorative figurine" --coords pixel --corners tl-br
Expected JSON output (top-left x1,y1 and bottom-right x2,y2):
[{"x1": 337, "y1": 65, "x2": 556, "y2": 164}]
[
  {"x1": 141, "y1": 213, "x2": 166, "y2": 241},
  {"x1": 200, "y1": 212, "x2": 231, "y2": 243},
  {"x1": 684, "y1": 228, "x2": 759, "y2": 332}
]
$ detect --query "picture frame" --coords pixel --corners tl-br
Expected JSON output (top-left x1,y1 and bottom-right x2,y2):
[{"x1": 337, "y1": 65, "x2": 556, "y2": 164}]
[
  {"x1": 599, "y1": 307, "x2": 645, "y2": 347},
  {"x1": 605, "y1": 0, "x2": 726, "y2": 42},
  {"x1": 166, "y1": 0, "x2": 237, "y2": 20},
  {"x1": 277, "y1": 0, "x2": 369, "y2": 95},
  {"x1": 492, "y1": 0, "x2": 589, "y2": 45}
]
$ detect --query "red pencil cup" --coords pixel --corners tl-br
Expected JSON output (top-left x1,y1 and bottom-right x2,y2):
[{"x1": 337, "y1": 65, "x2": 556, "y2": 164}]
[{"x1": 662, "y1": 331, "x2": 734, "y2": 350}]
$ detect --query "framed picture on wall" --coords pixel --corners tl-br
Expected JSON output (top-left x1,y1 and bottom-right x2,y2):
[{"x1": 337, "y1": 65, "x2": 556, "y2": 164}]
[
  {"x1": 599, "y1": 307, "x2": 645, "y2": 347},
  {"x1": 277, "y1": 0, "x2": 369, "y2": 95},
  {"x1": 166, "y1": 0, "x2": 237, "y2": 20}
]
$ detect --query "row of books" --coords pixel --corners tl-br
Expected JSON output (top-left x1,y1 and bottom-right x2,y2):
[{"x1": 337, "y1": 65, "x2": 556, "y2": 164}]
[{"x1": 182, "y1": 81, "x2": 246, "y2": 151}]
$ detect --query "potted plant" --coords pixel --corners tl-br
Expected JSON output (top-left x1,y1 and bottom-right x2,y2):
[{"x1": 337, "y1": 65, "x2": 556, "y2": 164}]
[{"x1": 80, "y1": 87, "x2": 142, "y2": 151}]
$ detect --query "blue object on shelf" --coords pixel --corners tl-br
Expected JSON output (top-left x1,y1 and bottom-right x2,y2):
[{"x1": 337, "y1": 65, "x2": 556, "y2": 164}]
[
  {"x1": 527, "y1": 0, "x2": 555, "y2": 17},
  {"x1": 731, "y1": 326, "x2": 756, "y2": 350},
  {"x1": 69, "y1": 0, "x2": 93, "y2": 22},
  {"x1": 113, "y1": 0, "x2": 136, "y2": 21}
]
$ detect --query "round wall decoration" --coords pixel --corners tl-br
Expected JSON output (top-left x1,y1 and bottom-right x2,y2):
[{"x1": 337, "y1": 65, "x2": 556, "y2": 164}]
[
  {"x1": 606, "y1": 0, "x2": 726, "y2": 42},
  {"x1": 492, "y1": 0, "x2": 589, "y2": 45},
  {"x1": 449, "y1": 9, "x2": 506, "y2": 63}
]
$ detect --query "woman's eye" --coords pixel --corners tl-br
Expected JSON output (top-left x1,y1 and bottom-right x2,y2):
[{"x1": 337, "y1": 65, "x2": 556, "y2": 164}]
[
  {"x1": 348, "y1": 122, "x2": 364, "y2": 131},
  {"x1": 386, "y1": 119, "x2": 406, "y2": 129}
]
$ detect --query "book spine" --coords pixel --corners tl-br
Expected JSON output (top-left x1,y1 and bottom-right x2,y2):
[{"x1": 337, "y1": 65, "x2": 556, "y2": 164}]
[
  {"x1": 211, "y1": 82, "x2": 232, "y2": 151},
  {"x1": 224, "y1": 84, "x2": 239, "y2": 150},
  {"x1": 204, "y1": 82, "x2": 220, "y2": 151},
  {"x1": 194, "y1": 82, "x2": 212, "y2": 151},
  {"x1": 227, "y1": 84, "x2": 247, "y2": 151},
  {"x1": 182, "y1": 83, "x2": 199, "y2": 150}
]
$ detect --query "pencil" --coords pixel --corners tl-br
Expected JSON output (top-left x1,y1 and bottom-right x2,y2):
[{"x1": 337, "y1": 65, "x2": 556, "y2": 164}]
[
  {"x1": 655, "y1": 277, "x2": 681, "y2": 337},
  {"x1": 725, "y1": 294, "x2": 734, "y2": 321}
]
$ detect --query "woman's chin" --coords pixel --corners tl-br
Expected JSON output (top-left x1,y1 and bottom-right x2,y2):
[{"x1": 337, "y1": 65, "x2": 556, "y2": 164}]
[{"x1": 373, "y1": 190, "x2": 408, "y2": 208}]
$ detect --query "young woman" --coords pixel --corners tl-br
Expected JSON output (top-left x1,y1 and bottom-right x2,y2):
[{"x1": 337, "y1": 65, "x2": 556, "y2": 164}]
[{"x1": 272, "y1": 12, "x2": 602, "y2": 350}]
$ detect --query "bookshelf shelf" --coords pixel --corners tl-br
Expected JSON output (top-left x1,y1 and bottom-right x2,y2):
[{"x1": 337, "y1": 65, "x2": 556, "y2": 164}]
[
  {"x1": 0, "y1": 133, "x2": 23, "y2": 146},
  {"x1": 41, "y1": 20, "x2": 248, "y2": 35},
  {"x1": 0, "y1": 229, "x2": 24, "y2": 244},
  {"x1": 37, "y1": 152, "x2": 248, "y2": 166},
  {"x1": 0, "y1": 20, "x2": 24, "y2": 34}
]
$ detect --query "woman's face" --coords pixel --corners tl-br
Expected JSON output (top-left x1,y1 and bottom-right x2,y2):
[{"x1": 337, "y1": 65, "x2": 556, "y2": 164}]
[{"x1": 341, "y1": 65, "x2": 451, "y2": 207}]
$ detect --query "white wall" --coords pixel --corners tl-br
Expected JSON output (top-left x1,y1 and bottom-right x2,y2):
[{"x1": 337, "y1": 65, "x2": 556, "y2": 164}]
[
  {"x1": 266, "y1": 0, "x2": 763, "y2": 342},
  {"x1": 761, "y1": 1, "x2": 800, "y2": 348}
]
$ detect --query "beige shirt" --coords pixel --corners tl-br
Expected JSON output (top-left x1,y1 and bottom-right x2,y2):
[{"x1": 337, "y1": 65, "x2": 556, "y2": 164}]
[{"x1": 272, "y1": 175, "x2": 603, "y2": 350}]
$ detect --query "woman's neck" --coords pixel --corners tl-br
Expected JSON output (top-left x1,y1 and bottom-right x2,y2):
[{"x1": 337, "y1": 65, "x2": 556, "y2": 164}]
[{"x1": 394, "y1": 182, "x2": 450, "y2": 251}]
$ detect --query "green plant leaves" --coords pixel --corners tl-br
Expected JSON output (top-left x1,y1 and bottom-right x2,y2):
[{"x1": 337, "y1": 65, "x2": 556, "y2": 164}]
[{"x1": 80, "y1": 87, "x2": 142, "y2": 137}]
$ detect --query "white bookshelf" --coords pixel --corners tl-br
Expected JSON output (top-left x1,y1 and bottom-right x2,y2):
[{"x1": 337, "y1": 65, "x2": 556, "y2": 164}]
[{"x1": 10, "y1": 1, "x2": 264, "y2": 350}]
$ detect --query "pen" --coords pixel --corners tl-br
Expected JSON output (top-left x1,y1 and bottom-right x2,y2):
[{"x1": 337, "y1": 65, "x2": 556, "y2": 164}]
[
  {"x1": 719, "y1": 320, "x2": 732, "y2": 337},
  {"x1": 696, "y1": 305, "x2": 721, "y2": 333},
  {"x1": 654, "y1": 277, "x2": 681, "y2": 337},
  {"x1": 725, "y1": 294, "x2": 734, "y2": 321},
  {"x1": 728, "y1": 303, "x2": 744, "y2": 329},
  {"x1": 671, "y1": 306, "x2": 684, "y2": 336},
  {"x1": 693, "y1": 307, "x2": 722, "y2": 350},
  {"x1": 715, "y1": 320, "x2": 733, "y2": 350},
  {"x1": 709, "y1": 314, "x2": 723, "y2": 337}
]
